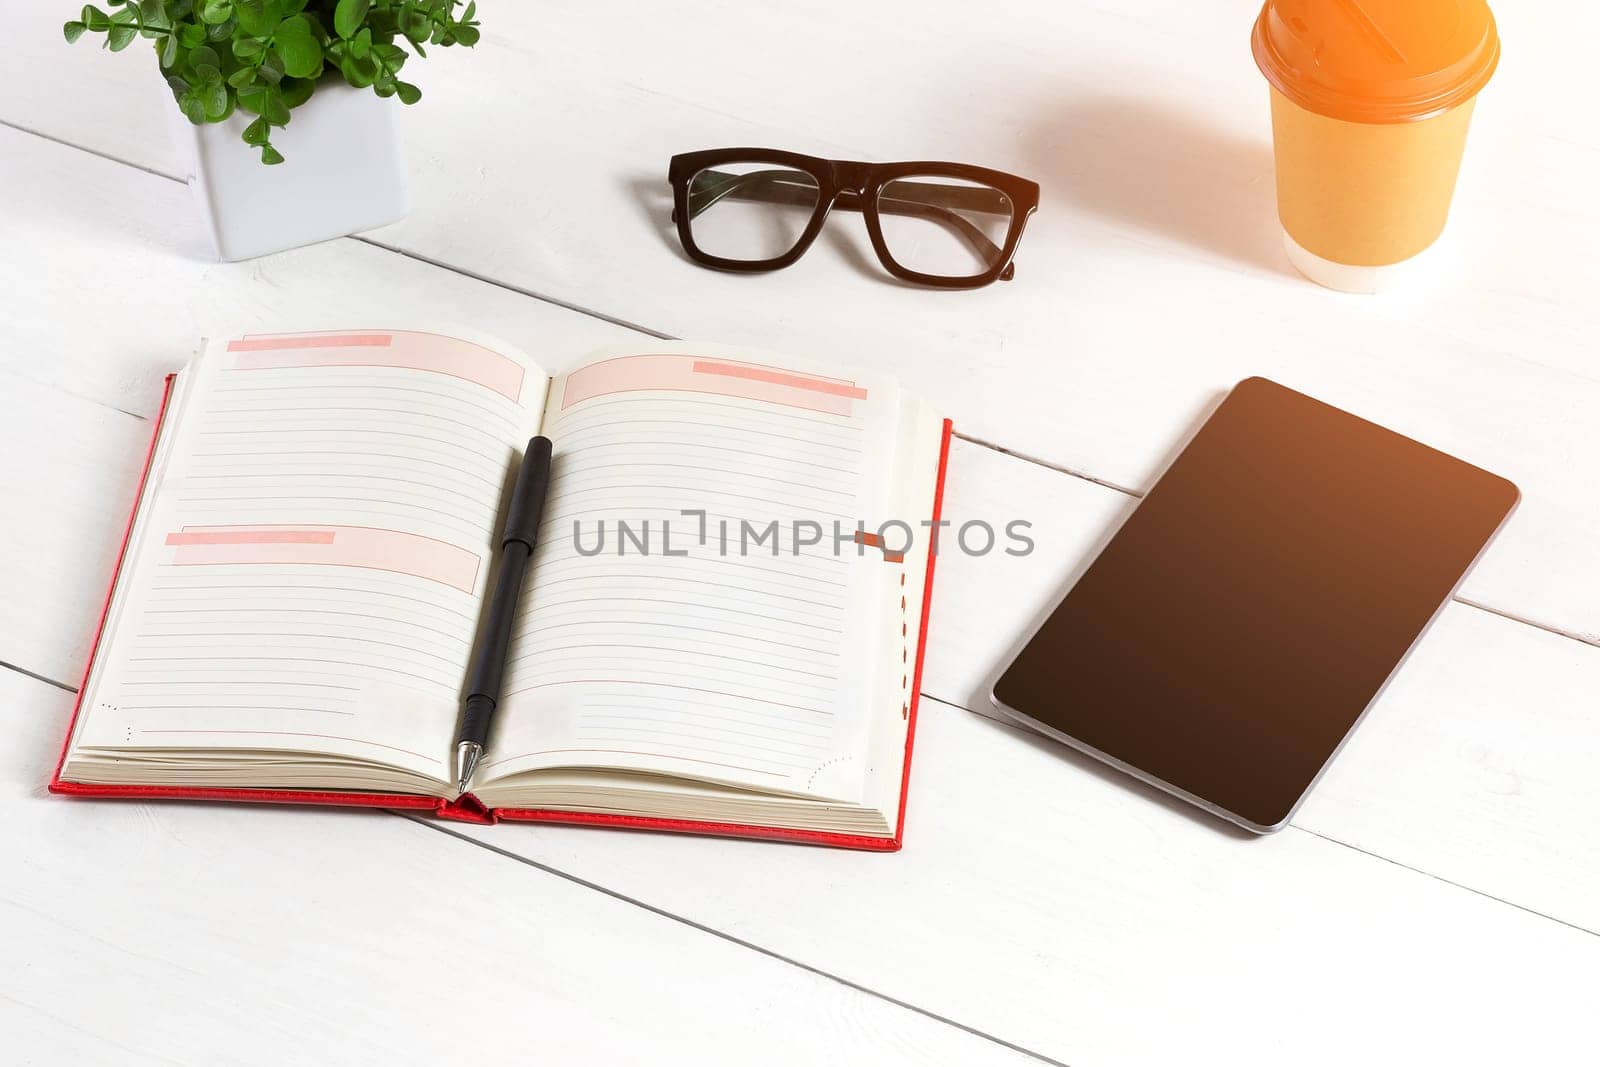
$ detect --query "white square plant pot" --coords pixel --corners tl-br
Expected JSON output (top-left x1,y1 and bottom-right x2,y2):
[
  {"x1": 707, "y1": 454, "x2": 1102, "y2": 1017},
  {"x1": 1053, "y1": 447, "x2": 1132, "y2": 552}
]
[{"x1": 167, "y1": 79, "x2": 409, "y2": 261}]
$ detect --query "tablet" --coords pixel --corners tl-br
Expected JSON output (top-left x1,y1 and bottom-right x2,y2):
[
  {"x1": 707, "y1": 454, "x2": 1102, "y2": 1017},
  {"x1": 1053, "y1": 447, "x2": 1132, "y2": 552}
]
[{"x1": 991, "y1": 378, "x2": 1519, "y2": 833}]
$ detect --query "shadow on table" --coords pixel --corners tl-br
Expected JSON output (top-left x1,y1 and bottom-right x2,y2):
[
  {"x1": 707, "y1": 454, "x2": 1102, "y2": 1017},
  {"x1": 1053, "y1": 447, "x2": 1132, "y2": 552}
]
[
  {"x1": 966, "y1": 708, "x2": 1267, "y2": 842},
  {"x1": 1026, "y1": 93, "x2": 1290, "y2": 277},
  {"x1": 625, "y1": 174, "x2": 684, "y2": 261}
]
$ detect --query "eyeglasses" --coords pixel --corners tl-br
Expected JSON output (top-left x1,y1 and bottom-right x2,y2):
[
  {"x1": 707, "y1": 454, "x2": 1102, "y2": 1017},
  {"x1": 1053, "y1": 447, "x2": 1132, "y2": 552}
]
[{"x1": 668, "y1": 149, "x2": 1040, "y2": 289}]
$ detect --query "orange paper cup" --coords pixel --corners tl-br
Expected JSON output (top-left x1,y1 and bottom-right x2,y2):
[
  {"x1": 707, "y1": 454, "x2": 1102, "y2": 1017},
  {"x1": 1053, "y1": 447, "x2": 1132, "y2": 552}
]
[{"x1": 1252, "y1": 0, "x2": 1499, "y2": 292}]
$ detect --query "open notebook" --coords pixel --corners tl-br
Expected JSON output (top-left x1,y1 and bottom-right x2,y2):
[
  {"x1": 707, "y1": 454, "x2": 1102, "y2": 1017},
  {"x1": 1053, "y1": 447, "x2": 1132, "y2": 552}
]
[{"x1": 51, "y1": 330, "x2": 951, "y2": 850}]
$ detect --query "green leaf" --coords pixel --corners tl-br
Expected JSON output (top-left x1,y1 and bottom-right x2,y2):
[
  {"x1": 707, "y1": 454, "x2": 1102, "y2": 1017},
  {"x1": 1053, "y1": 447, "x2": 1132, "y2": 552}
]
[
  {"x1": 373, "y1": 41, "x2": 405, "y2": 67},
  {"x1": 106, "y1": 22, "x2": 138, "y2": 49},
  {"x1": 200, "y1": 82, "x2": 229, "y2": 119},
  {"x1": 260, "y1": 144, "x2": 285, "y2": 165},
  {"x1": 242, "y1": 115, "x2": 270, "y2": 145},
  {"x1": 178, "y1": 22, "x2": 205, "y2": 46},
  {"x1": 395, "y1": 80, "x2": 420, "y2": 105},
  {"x1": 227, "y1": 66, "x2": 256, "y2": 88},
  {"x1": 81, "y1": 5, "x2": 111, "y2": 31},
  {"x1": 401, "y1": 10, "x2": 429, "y2": 43},
  {"x1": 452, "y1": 25, "x2": 478, "y2": 46},
  {"x1": 178, "y1": 91, "x2": 206, "y2": 124},
  {"x1": 232, "y1": 35, "x2": 265, "y2": 57},
  {"x1": 334, "y1": 0, "x2": 370, "y2": 40},
  {"x1": 62, "y1": 20, "x2": 87, "y2": 43},
  {"x1": 160, "y1": 32, "x2": 179, "y2": 66},
  {"x1": 187, "y1": 44, "x2": 220, "y2": 70},
  {"x1": 237, "y1": 84, "x2": 267, "y2": 113},
  {"x1": 257, "y1": 50, "x2": 284, "y2": 82},
  {"x1": 234, "y1": 0, "x2": 277, "y2": 35},
  {"x1": 200, "y1": 0, "x2": 233, "y2": 25},
  {"x1": 278, "y1": 76, "x2": 315, "y2": 108},
  {"x1": 139, "y1": 5, "x2": 172, "y2": 32},
  {"x1": 271, "y1": 14, "x2": 322, "y2": 78},
  {"x1": 263, "y1": 91, "x2": 290, "y2": 125},
  {"x1": 340, "y1": 52, "x2": 377, "y2": 87}
]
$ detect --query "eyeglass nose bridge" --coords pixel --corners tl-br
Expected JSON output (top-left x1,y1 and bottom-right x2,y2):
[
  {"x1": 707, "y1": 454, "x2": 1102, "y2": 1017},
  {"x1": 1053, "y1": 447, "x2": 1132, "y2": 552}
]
[
  {"x1": 828, "y1": 161, "x2": 875, "y2": 198},
  {"x1": 833, "y1": 187, "x2": 869, "y2": 211}
]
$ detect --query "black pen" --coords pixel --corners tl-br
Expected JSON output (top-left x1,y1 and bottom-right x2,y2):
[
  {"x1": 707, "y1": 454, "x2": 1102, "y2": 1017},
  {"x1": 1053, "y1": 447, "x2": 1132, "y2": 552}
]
[{"x1": 455, "y1": 436, "x2": 553, "y2": 794}]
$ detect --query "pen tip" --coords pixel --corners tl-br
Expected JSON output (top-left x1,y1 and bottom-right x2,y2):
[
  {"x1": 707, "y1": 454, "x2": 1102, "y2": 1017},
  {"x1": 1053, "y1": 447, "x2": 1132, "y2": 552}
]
[{"x1": 454, "y1": 741, "x2": 482, "y2": 796}]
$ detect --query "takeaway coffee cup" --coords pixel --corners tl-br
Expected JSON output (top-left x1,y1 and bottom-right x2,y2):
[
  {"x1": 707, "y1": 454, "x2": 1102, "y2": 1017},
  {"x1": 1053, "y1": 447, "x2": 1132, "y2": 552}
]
[{"x1": 1252, "y1": 0, "x2": 1500, "y2": 292}]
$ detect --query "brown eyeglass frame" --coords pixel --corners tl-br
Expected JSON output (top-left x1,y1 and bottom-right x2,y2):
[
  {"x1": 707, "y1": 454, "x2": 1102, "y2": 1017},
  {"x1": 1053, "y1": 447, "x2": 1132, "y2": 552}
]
[{"x1": 669, "y1": 149, "x2": 1040, "y2": 289}]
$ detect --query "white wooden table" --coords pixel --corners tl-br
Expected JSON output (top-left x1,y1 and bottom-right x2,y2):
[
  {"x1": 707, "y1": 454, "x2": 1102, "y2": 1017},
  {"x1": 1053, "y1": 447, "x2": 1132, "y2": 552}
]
[{"x1": 3, "y1": 3, "x2": 1597, "y2": 1064}]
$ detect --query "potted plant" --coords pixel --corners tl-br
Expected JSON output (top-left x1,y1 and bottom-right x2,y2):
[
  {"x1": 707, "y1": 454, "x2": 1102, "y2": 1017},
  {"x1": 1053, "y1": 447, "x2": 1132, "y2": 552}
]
[{"x1": 64, "y1": 0, "x2": 481, "y2": 260}]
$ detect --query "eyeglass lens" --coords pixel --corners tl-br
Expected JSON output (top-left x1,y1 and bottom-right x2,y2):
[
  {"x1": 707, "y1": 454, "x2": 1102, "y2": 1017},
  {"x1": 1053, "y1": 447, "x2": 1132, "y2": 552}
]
[
  {"x1": 686, "y1": 164, "x2": 821, "y2": 262},
  {"x1": 876, "y1": 176, "x2": 1015, "y2": 279}
]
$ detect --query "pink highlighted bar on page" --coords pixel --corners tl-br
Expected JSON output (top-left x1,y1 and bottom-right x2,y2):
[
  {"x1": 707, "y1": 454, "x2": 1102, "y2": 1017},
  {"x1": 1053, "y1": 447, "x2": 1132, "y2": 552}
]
[
  {"x1": 166, "y1": 529, "x2": 335, "y2": 546},
  {"x1": 227, "y1": 334, "x2": 393, "y2": 351},
  {"x1": 691, "y1": 361, "x2": 868, "y2": 400},
  {"x1": 561, "y1": 353, "x2": 867, "y2": 416},
  {"x1": 164, "y1": 525, "x2": 480, "y2": 593},
  {"x1": 226, "y1": 330, "x2": 526, "y2": 403}
]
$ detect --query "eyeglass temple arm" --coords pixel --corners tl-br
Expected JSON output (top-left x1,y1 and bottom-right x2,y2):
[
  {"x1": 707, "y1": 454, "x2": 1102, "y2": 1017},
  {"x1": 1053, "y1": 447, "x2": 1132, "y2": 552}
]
[{"x1": 677, "y1": 170, "x2": 1016, "y2": 280}]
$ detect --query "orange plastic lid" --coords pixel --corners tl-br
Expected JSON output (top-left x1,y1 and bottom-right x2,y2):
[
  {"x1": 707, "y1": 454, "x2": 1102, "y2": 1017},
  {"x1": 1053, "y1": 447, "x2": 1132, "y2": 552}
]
[{"x1": 1252, "y1": 0, "x2": 1499, "y2": 123}]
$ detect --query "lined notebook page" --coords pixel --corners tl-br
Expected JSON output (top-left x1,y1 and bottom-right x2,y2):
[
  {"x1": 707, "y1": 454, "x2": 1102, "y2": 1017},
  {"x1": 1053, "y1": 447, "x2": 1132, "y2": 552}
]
[
  {"x1": 72, "y1": 330, "x2": 547, "y2": 784},
  {"x1": 482, "y1": 346, "x2": 905, "y2": 801}
]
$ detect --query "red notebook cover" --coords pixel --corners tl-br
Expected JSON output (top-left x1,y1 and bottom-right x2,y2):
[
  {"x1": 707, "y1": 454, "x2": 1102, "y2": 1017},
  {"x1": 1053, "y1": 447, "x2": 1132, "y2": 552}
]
[{"x1": 49, "y1": 374, "x2": 953, "y2": 851}]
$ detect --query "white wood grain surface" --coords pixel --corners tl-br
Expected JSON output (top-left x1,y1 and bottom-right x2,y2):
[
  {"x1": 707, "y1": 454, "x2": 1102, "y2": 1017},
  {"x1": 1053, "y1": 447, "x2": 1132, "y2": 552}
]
[
  {"x1": 3, "y1": 1, "x2": 1598, "y2": 1063},
  {"x1": 437, "y1": 697, "x2": 1600, "y2": 1067},
  {"x1": 2, "y1": 669, "x2": 1033, "y2": 1067}
]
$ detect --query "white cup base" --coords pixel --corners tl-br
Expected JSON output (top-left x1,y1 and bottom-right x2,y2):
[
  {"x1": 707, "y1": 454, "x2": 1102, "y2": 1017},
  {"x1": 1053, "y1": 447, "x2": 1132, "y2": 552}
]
[{"x1": 1281, "y1": 229, "x2": 1429, "y2": 293}]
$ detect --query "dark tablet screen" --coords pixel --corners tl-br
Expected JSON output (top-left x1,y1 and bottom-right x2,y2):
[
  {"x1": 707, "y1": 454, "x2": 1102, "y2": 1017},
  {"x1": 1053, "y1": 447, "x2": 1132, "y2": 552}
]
[{"x1": 993, "y1": 377, "x2": 1518, "y2": 831}]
